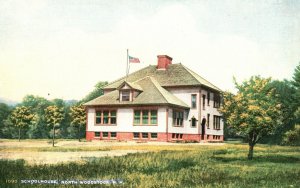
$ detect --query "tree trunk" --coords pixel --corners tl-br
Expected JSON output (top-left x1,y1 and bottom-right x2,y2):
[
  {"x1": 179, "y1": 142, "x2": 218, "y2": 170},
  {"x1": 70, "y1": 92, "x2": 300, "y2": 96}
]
[
  {"x1": 248, "y1": 144, "x2": 254, "y2": 160},
  {"x1": 78, "y1": 126, "x2": 81, "y2": 142},
  {"x1": 52, "y1": 125, "x2": 55, "y2": 147},
  {"x1": 18, "y1": 128, "x2": 21, "y2": 142}
]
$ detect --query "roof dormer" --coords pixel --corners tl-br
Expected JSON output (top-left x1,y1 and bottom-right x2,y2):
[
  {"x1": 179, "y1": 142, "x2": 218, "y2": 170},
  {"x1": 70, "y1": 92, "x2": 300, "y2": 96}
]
[{"x1": 117, "y1": 81, "x2": 143, "y2": 102}]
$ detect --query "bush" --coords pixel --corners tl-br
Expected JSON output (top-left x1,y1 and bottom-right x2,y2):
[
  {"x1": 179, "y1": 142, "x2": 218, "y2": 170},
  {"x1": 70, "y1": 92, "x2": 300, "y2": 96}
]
[{"x1": 282, "y1": 125, "x2": 300, "y2": 146}]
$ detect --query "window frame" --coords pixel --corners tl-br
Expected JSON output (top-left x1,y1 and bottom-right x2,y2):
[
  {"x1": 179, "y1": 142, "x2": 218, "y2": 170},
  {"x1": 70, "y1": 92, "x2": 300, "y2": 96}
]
[
  {"x1": 191, "y1": 94, "x2": 197, "y2": 109},
  {"x1": 202, "y1": 94, "x2": 206, "y2": 110},
  {"x1": 172, "y1": 133, "x2": 183, "y2": 140},
  {"x1": 213, "y1": 115, "x2": 221, "y2": 130},
  {"x1": 213, "y1": 93, "x2": 221, "y2": 108},
  {"x1": 207, "y1": 92, "x2": 210, "y2": 106},
  {"x1": 150, "y1": 133, "x2": 157, "y2": 139},
  {"x1": 94, "y1": 132, "x2": 100, "y2": 138},
  {"x1": 142, "y1": 132, "x2": 149, "y2": 139},
  {"x1": 133, "y1": 132, "x2": 140, "y2": 139},
  {"x1": 207, "y1": 113, "x2": 210, "y2": 129},
  {"x1": 133, "y1": 109, "x2": 158, "y2": 126},
  {"x1": 172, "y1": 109, "x2": 184, "y2": 127},
  {"x1": 110, "y1": 132, "x2": 117, "y2": 138},
  {"x1": 191, "y1": 117, "x2": 197, "y2": 128},
  {"x1": 95, "y1": 109, "x2": 117, "y2": 126},
  {"x1": 121, "y1": 90, "x2": 131, "y2": 101},
  {"x1": 102, "y1": 132, "x2": 109, "y2": 138}
]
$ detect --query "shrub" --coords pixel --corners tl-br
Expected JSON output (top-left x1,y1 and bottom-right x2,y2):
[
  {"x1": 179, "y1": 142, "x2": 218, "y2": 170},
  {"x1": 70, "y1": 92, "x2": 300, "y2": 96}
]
[{"x1": 282, "y1": 125, "x2": 300, "y2": 146}]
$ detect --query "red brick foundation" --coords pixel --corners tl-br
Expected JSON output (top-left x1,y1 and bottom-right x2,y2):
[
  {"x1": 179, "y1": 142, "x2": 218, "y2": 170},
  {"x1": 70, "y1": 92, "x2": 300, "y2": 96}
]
[{"x1": 86, "y1": 131, "x2": 222, "y2": 142}]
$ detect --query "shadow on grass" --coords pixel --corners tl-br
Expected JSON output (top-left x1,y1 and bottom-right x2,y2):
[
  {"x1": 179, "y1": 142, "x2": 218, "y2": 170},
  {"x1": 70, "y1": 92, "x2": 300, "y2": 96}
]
[{"x1": 213, "y1": 155, "x2": 300, "y2": 163}]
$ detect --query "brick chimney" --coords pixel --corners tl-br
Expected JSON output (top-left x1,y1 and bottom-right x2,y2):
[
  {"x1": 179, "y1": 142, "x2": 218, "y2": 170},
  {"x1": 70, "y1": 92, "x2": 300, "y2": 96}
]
[{"x1": 157, "y1": 55, "x2": 172, "y2": 69}]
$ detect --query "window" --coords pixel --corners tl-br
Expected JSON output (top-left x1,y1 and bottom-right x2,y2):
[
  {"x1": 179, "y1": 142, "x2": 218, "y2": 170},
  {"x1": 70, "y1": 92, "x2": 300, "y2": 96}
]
[
  {"x1": 213, "y1": 116, "x2": 221, "y2": 130},
  {"x1": 111, "y1": 132, "x2": 117, "y2": 138},
  {"x1": 172, "y1": 133, "x2": 183, "y2": 140},
  {"x1": 103, "y1": 132, "x2": 108, "y2": 138},
  {"x1": 179, "y1": 134, "x2": 183, "y2": 139},
  {"x1": 213, "y1": 135, "x2": 221, "y2": 140},
  {"x1": 96, "y1": 112, "x2": 101, "y2": 124},
  {"x1": 110, "y1": 111, "x2": 117, "y2": 124},
  {"x1": 133, "y1": 132, "x2": 139, "y2": 139},
  {"x1": 150, "y1": 110, "x2": 157, "y2": 124},
  {"x1": 103, "y1": 111, "x2": 109, "y2": 124},
  {"x1": 142, "y1": 132, "x2": 148, "y2": 138},
  {"x1": 207, "y1": 92, "x2": 210, "y2": 106},
  {"x1": 173, "y1": 110, "x2": 184, "y2": 126},
  {"x1": 121, "y1": 90, "x2": 130, "y2": 101},
  {"x1": 134, "y1": 110, "x2": 157, "y2": 125},
  {"x1": 191, "y1": 117, "x2": 197, "y2": 128},
  {"x1": 142, "y1": 110, "x2": 149, "y2": 124},
  {"x1": 214, "y1": 93, "x2": 221, "y2": 108},
  {"x1": 151, "y1": 133, "x2": 157, "y2": 139},
  {"x1": 134, "y1": 111, "x2": 141, "y2": 124},
  {"x1": 202, "y1": 95, "x2": 206, "y2": 109},
  {"x1": 172, "y1": 133, "x2": 176, "y2": 139},
  {"x1": 94, "y1": 132, "x2": 100, "y2": 137},
  {"x1": 207, "y1": 114, "x2": 210, "y2": 128},
  {"x1": 191, "y1": 94, "x2": 197, "y2": 108},
  {"x1": 95, "y1": 110, "x2": 117, "y2": 125}
]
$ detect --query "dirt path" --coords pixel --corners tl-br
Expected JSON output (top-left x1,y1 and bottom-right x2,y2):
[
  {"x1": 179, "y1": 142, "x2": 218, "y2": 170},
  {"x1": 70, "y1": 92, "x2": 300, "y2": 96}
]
[
  {"x1": 0, "y1": 139, "x2": 224, "y2": 165},
  {"x1": 0, "y1": 150, "x2": 145, "y2": 164}
]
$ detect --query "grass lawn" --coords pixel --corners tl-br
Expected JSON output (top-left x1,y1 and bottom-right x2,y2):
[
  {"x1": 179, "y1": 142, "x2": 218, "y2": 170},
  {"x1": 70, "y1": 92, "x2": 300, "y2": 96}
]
[{"x1": 0, "y1": 140, "x2": 299, "y2": 187}]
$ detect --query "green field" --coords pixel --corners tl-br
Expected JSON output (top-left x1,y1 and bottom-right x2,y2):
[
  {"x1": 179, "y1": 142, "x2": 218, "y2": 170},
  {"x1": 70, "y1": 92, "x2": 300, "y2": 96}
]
[{"x1": 0, "y1": 141, "x2": 300, "y2": 188}]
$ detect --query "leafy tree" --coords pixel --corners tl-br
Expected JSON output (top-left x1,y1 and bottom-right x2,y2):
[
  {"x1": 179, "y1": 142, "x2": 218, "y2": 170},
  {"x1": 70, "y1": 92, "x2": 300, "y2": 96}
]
[
  {"x1": 70, "y1": 104, "x2": 86, "y2": 141},
  {"x1": 220, "y1": 76, "x2": 281, "y2": 160},
  {"x1": 44, "y1": 106, "x2": 64, "y2": 147},
  {"x1": 282, "y1": 124, "x2": 300, "y2": 146},
  {"x1": 21, "y1": 95, "x2": 52, "y2": 138},
  {"x1": 10, "y1": 106, "x2": 35, "y2": 141},
  {"x1": 292, "y1": 62, "x2": 300, "y2": 124},
  {"x1": 0, "y1": 103, "x2": 11, "y2": 138},
  {"x1": 81, "y1": 81, "x2": 108, "y2": 103},
  {"x1": 261, "y1": 80, "x2": 298, "y2": 144}
]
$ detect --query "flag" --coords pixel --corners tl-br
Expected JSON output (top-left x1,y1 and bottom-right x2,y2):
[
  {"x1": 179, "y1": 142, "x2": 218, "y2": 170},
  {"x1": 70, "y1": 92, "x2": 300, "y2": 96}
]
[{"x1": 129, "y1": 56, "x2": 140, "y2": 63}]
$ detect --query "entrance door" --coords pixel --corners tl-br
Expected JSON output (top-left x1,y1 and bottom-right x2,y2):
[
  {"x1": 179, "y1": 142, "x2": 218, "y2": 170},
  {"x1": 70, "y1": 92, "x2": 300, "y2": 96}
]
[{"x1": 201, "y1": 117, "x2": 206, "y2": 140}]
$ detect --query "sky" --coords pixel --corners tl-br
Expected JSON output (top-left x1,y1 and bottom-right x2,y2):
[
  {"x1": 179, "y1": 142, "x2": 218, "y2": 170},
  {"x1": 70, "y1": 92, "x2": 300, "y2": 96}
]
[{"x1": 0, "y1": 0, "x2": 299, "y2": 102}]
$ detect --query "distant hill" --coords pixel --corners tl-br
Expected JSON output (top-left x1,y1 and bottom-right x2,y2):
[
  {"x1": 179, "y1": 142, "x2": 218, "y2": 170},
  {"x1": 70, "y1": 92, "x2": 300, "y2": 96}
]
[
  {"x1": 0, "y1": 97, "x2": 79, "y2": 107},
  {"x1": 0, "y1": 97, "x2": 18, "y2": 106}
]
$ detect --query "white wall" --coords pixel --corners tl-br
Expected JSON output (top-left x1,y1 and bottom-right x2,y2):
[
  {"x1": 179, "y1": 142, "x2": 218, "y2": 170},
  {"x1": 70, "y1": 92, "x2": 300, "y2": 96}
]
[
  {"x1": 167, "y1": 88, "x2": 200, "y2": 134},
  {"x1": 88, "y1": 87, "x2": 224, "y2": 136},
  {"x1": 200, "y1": 90, "x2": 223, "y2": 136},
  {"x1": 167, "y1": 87, "x2": 223, "y2": 135},
  {"x1": 87, "y1": 107, "x2": 167, "y2": 133}
]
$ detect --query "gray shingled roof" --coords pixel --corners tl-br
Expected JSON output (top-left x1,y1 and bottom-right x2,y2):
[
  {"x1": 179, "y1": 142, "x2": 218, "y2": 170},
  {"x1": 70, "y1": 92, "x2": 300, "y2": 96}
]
[
  {"x1": 116, "y1": 81, "x2": 143, "y2": 91},
  {"x1": 84, "y1": 76, "x2": 189, "y2": 108},
  {"x1": 104, "y1": 63, "x2": 221, "y2": 91}
]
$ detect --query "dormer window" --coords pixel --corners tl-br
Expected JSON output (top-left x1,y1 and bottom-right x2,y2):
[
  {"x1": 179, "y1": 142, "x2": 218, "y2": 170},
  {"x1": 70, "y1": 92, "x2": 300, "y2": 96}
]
[
  {"x1": 117, "y1": 81, "x2": 143, "y2": 102},
  {"x1": 121, "y1": 90, "x2": 130, "y2": 101}
]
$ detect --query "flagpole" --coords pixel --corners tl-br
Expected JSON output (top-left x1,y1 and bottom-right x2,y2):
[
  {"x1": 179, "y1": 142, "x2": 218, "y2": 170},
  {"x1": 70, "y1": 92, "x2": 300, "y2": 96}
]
[{"x1": 126, "y1": 49, "x2": 129, "y2": 78}]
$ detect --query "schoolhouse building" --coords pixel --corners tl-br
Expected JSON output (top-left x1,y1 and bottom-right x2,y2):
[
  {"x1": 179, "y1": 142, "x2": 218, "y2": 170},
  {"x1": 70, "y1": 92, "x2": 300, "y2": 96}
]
[{"x1": 84, "y1": 55, "x2": 223, "y2": 142}]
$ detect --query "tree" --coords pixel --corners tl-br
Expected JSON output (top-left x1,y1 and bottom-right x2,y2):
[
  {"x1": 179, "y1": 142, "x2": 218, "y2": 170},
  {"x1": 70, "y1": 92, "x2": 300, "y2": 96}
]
[
  {"x1": 44, "y1": 106, "x2": 64, "y2": 147},
  {"x1": 292, "y1": 62, "x2": 300, "y2": 124},
  {"x1": 282, "y1": 124, "x2": 300, "y2": 146},
  {"x1": 220, "y1": 76, "x2": 281, "y2": 160},
  {"x1": 10, "y1": 106, "x2": 35, "y2": 141},
  {"x1": 81, "y1": 81, "x2": 108, "y2": 103},
  {"x1": 70, "y1": 104, "x2": 86, "y2": 141},
  {"x1": 0, "y1": 103, "x2": 11, "y2": 138},
  {"x1": 21, "y1": 95, "x2": 52, "y2": 138},
  {"x1": 261, "y1": 80, "x2": 298, "y2": 144}
]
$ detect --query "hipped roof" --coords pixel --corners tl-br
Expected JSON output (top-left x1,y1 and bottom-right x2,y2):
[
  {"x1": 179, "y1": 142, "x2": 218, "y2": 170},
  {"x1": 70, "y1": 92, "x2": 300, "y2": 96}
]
[
  {"x1": 84, "y1": 76, "x2": 189, "y2": 108},
  {"x1": 104, "y1": 63, "x2": 221, "y2": 91}
]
